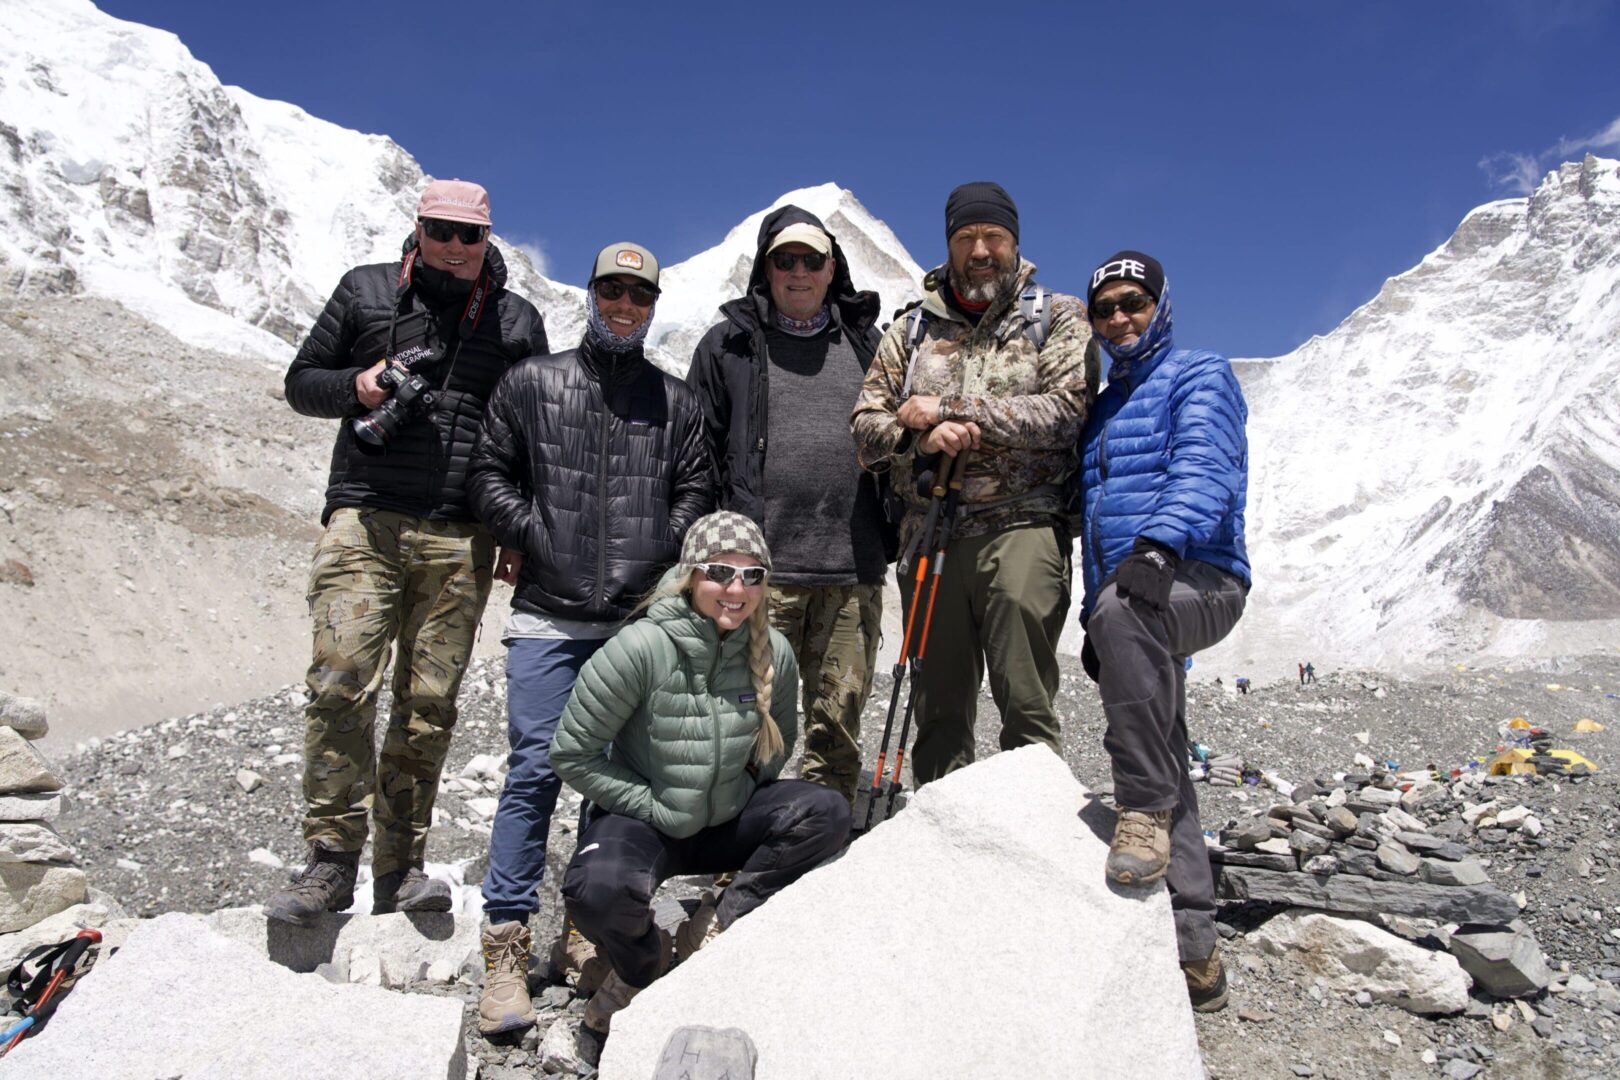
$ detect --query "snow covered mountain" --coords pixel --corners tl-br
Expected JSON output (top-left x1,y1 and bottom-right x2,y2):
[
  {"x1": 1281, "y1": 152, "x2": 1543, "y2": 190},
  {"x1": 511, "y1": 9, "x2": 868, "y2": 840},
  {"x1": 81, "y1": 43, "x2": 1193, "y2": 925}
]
[
  {"x1": 0, "y1": 0, "x2": 584, "y2": 361},
  {"x1": 1208, "y1": 154, "x2": 1620, "y2": 674}
]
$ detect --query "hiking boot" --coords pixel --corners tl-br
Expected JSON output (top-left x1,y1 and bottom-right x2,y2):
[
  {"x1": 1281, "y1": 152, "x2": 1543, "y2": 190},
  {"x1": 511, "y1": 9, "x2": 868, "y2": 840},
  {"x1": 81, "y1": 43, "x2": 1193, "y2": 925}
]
[
  {"x1": 1106, "y1": 807, "x2": 1172, "y2": 886},
  {"x1": 548, "y1": 916, "x2": 610, "y2": 996},
  {"x1": 1183, "y1": 947, "x2": 1230, "y2": 1012},
  {"x1": 265, "y1": 847, "x2": 359, "y2": 926},
  {"x1": 674, "y1": 896, "x2": 722, "y2": 962},
  {"x1": 371, "y1": 867, "x2": 452, "y2": 915},
  {"x1": 478, "y1": 921, "x2": 537, "y2": 1036},
  {"x1": 582, "y1": 927, "x2": 670, "y2": 1035}
]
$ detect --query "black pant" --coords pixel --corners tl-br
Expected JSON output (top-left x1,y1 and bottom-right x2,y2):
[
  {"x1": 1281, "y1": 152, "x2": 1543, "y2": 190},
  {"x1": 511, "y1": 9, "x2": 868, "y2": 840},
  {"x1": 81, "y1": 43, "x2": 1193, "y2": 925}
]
[{"x1": 561, "y1": 780, "x2": 850, "y2": 987}]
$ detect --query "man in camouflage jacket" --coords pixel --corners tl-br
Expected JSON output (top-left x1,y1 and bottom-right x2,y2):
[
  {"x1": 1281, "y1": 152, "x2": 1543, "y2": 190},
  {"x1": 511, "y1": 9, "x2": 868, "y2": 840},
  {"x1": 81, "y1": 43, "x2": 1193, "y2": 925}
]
[{"x1": 850, "y1": 182, "x2": 1097, "y2": 784}]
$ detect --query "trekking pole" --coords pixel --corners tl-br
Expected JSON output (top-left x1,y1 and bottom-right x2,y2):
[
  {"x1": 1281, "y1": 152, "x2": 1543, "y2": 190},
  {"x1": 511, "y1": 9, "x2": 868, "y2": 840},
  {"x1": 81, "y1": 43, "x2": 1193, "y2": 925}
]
[
  {"x1": 884, "y1": 448, "x2": 972, "y2": 819},
  {"x1": 1, "y1": 929, "x2": 100, "y2": 1057},
  {"x1": 860, "y1": 466, "x2": 947, "y2": 834}
]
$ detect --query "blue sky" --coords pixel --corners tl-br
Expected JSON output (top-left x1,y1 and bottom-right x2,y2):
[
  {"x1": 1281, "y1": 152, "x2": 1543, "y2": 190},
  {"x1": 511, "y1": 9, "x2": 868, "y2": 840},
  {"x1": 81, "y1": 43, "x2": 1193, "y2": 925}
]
[{"x1": 101, "y1": 0, "x2": 1620, "y2": 358}]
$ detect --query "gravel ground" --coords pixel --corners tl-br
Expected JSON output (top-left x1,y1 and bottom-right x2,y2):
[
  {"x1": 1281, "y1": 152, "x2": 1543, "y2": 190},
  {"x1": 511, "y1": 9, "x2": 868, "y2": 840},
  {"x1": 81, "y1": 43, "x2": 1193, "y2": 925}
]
[{"x1": 54, "y1": 652, "x2": 1620, "y2": 1079}]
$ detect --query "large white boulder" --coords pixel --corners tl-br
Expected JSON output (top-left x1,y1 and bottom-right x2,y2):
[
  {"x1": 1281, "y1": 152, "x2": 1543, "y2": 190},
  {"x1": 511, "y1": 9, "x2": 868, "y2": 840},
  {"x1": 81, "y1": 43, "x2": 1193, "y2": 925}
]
[
  {"x1": 0, "y1": 822, "x2": 75, "y2": 863},
  {"x1": 603, "y1": 745, "x2": 1204, "y2": 1080},
  {"x1": 0, "y1": 863, "x2": 85, "y2": 932},
  {"x1": 5, "y1": 912, "x2": 467, "y2": 1079},
  {"x1": 1251, "y1": 909, "x2": 1472, "y2": 1014}
]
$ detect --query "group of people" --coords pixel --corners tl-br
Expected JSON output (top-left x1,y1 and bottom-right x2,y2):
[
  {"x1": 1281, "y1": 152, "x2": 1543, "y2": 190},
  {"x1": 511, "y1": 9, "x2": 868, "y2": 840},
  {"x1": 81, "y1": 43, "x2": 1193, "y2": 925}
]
[{"x1": 266, "y1": 176, "x2": 1252, "y2": 1034}]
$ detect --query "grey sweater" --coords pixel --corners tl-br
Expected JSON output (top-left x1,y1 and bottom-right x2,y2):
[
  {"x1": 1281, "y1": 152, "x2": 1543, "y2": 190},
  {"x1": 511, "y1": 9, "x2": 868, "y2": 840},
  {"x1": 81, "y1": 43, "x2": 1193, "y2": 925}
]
[{"x1": 763, "y1": 324, "x2": 886, "y2": 586}]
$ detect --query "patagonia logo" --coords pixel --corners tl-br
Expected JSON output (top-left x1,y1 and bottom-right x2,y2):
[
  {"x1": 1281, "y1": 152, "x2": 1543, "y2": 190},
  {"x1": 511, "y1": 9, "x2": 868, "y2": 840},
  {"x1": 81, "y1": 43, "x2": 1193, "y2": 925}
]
[
  {"x1": 739, "y1": 692, "x2": 757, "y2": 703},
  {"x1": 630, "y1": 418, "x2": 652, "y2": 426},
  {"x1": 614, "y1": 249, "x2": 644, "y2": 270}
]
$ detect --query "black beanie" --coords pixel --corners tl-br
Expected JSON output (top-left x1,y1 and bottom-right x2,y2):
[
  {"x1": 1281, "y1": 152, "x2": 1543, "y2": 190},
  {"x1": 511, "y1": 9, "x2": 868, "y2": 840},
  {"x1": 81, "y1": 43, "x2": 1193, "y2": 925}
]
[
  {"x1": 1087, "y1": 250, "x2": 1165, "y2": 306},
  {"x1": 945, "y1": 182, "x2": 1019, "y2": 243}
]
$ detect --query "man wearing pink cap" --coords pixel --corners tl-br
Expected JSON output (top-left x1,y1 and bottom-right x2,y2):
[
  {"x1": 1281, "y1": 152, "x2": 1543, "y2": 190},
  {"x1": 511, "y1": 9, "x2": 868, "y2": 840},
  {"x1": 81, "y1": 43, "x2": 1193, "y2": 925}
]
[{"x1": 272, "y1": 179, "x2": 545, "y2": 925}]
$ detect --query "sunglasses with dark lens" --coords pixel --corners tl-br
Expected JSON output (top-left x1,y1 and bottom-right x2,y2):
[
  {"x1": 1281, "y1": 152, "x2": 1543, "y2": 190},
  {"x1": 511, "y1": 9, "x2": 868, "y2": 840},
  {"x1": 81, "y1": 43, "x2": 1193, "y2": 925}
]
[
  {"x1": 1090, "y1": 292, "x2": 1155, "y2": 320},
  {"x1": 696, "y1": 562, "x2": 767, "y2": 587},
  {"x1": 770, "y1": 250, "x2": 829, "y2": 273},
  {"x1": 593, "y1": 279, "x2": 659, "y2": 306},
  {"x1": 419, "y1": 218, "x2": 489, "y2": 245}
]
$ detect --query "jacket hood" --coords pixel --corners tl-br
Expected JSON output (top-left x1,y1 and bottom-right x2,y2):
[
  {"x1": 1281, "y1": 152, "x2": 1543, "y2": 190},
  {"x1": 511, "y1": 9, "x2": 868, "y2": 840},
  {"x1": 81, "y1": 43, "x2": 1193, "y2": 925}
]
[
  {"x1": 723, "y1": 204, "x2": 880, "y2": 334},
  {"x1": 399, "y1": 232, "x2": 510, "y2": 288}
]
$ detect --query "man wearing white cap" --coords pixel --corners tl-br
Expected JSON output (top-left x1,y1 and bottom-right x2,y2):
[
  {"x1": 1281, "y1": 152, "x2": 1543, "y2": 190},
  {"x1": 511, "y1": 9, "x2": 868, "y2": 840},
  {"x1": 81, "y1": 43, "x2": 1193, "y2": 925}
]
[
  {"x1": 274, "y1": 179, "x2": 544, "y2": 926},
  {"x1": 687, "y1": 206, "x2": 892, "y2": 809}
]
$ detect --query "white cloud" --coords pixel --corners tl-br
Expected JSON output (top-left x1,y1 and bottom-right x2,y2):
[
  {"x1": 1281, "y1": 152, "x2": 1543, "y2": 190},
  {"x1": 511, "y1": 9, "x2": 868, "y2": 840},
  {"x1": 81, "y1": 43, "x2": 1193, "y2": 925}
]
[
  {"x1": 1481, "y1": 114, "x2": 1620, "y2": 195},
  {"x1": 503, "y1": 235, "x2": 550, "y2": 278}
]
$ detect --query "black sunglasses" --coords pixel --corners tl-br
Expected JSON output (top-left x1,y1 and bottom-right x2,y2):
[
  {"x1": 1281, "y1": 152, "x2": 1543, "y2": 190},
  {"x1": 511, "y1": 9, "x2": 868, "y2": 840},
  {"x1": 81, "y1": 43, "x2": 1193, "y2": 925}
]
[
  {"x1": 696, "y1": 562, "x2": 767, "y2": 586},
  {"x1": 419, "y1": 218, "x2": 489, "y2": 244},
  {"x1": 770, "y1": 250, "x2": 829, "y2": 273},
  {"x1": 1090, "y1": 292, "x2": 1155, "y2": 320},
  {"x1": 593, "y1": 279, "x2": 659, "y2": 306}
]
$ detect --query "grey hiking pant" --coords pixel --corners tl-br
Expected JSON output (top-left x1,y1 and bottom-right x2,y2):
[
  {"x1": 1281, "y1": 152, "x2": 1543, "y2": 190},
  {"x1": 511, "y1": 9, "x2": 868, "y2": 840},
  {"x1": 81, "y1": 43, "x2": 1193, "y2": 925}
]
[{"x1": 1088, "y1": 559, "x2": 1246, "y2": 962}]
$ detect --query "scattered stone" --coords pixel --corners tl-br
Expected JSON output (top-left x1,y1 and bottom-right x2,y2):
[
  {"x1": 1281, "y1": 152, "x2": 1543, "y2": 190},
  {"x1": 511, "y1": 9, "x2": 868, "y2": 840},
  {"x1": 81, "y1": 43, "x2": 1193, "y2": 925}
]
[
  {"x1": 1420, "y1": 858, "x2": 1489, "y2": 887},
  {"x1": 1256, "y1": 837, "x2": 1293, "y2": 856},
  {"x1": 540, "y1": 1018, "x2": 581, "y2": 1075},
  {"x1": 1494, "y1": 805, "x2": 1532, "y2": 830},
  {"x1": 248, "y1": 847, "x2": 284, "y2": 870},
  {"x1": 1382, "y1": 1028, "x2": 1401, "y2": 1046},
  {"x1": 236, "y1": 769, "x2": 265, "y2": 794},
  {"x1": 0, "y1": 694, "x2": 48, "y2": 740},
  {"x1": 115, "y1": 857, "x2": 142, "y2": 872},
  {"x1": 200, "y1": 907, "x2": 483, "y2": 986},
  {"x1": 1289, "y1": 830, "x2": 1331, "y2": 858},
  {"x1": 1227, "y1": 821, "x2": 1272, "y2": 850},
  {"x1": 1302, "y1": 855, "x2": 1339, "y2": 875},
  {"x1": 0, "y1": 728, "x2": 62, "y2": 793},
  {"x1": 1250, "y1": 910, "x2": 1471, "y2": 1014},
  {"x1": 1375, "y1": 842, "x2": 1420, "y2": 876},
  {"x1": 1324, "y1": 807, "x2": 1358, "y2": 836},
  {"x1": 165, "y1": 743, "x2": 190, "y2": 760},
  {"x1": 0, "y1": 793, "x2": 66, "y2": 822},
  {"x1": 0, "y1": 862, "x2": 87, "y2": 932},
  {"x1": 1, "y1": 914, "x2": 466, "y2": 1078},
  {"x1": 0, "y1": 822, "x2": 75, "y2": 863},
  {"x1": 1237, "y1": 1007, "x2": 1274, "y2": 1022},
  {"x1": 1216, "y1": 866, "x2": 1519, "y2": 926},
  {"x1": 1442, "y1": 1061, "x2": 1482, "y2": 1080},
  {"x1": 651, "y1": 1026, "x2": 759, "y2": 1080},
  {"x1": 1448, "y1": 922, "x2": 1552, "y2": 998}
]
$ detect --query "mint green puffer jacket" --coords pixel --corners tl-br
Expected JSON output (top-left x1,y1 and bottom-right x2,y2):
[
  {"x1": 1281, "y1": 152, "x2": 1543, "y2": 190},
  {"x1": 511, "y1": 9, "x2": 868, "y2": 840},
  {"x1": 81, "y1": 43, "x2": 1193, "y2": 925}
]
[{"x1": 550, "y1": 582, "x2": 799, "y2": 840}]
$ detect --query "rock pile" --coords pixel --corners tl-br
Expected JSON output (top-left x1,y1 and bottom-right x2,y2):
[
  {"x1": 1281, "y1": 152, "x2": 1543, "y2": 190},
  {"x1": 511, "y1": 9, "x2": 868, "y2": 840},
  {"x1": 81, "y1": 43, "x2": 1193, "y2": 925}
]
[
  {"x1": 0, "y1": 693, "x2": 86, "y2": 934},
  {"x1": 1212, "y1": 757, "x2": 1558, "y2": 1006}
]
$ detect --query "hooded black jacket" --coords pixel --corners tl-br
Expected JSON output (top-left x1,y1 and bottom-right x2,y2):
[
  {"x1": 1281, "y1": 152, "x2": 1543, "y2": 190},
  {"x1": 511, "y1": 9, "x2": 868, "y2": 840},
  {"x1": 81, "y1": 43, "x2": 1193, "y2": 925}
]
[
  {"x1": 685, "y1": 205, "x2": 895, "y2": 563},
  {"x1": 468, "y1": 335, "x2": 713, "y2": 623},
  {"x1": 284, "y1": 237, "x2": 545, "y2": 524}
]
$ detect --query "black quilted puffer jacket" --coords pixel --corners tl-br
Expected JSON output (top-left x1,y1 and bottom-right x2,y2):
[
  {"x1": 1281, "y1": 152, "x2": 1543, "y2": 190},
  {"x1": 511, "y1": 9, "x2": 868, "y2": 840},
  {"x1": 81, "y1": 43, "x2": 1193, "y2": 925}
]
[
  {"x1": 468, "y1": 336, "x2": 714, "y2": 623},
  {"x1": 284, "y1": 237, "x2": 546, "y2": 524}
]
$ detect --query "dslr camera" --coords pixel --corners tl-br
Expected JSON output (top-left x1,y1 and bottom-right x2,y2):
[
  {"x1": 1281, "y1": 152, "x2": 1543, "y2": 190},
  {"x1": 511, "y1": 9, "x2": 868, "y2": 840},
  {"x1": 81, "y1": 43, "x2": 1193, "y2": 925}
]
[{"x1": 352, "y1": 344, "x2": 438, "y2": 450}]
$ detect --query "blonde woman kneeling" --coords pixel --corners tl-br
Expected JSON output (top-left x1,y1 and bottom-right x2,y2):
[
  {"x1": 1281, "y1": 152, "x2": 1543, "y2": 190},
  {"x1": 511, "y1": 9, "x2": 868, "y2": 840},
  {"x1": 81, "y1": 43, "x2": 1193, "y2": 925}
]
[{"x1": 551, "y1": 511, "x2": 852, "y2": 1033}]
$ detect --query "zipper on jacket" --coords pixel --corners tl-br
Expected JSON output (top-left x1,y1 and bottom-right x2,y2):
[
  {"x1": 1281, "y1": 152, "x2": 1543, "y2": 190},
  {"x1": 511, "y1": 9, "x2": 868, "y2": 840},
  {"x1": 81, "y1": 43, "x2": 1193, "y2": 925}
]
[
  {"x1": 596, "y1": 364, "x2": 612, "y2": 608},
  {"x1": 1089, "y1": 418, "x2": 1111, "y2": 592},
  {"x1": 706, "y1": 648, "x2": 726, "y2": 825}
]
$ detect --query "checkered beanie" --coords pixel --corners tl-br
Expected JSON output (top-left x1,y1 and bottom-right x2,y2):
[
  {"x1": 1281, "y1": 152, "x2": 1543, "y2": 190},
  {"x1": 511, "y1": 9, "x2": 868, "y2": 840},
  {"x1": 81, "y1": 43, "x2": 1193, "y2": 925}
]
[{"x1": 679, "y1": 511, "x2": 772, "y2": 572}]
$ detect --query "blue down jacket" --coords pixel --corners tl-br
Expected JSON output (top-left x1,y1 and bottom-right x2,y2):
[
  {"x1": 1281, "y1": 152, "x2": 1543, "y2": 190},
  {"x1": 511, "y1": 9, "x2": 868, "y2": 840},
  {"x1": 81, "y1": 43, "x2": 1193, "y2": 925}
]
[{"x1": 1077, "y1": 312, "x2": 1250, "y2": 623}]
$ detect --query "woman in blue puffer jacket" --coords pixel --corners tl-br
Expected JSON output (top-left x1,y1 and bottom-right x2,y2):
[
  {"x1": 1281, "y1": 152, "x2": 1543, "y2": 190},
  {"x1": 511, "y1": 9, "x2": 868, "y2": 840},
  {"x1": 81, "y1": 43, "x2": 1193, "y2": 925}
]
[{"x1": 1075, "y1": 250, "x2": 1250, "y2": 1014}]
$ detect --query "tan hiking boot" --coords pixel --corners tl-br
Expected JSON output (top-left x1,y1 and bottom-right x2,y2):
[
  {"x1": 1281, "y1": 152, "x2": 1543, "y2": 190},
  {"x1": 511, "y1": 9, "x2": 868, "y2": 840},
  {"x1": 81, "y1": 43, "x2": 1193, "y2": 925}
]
[
  {"x1": 1106, "y1": 807, "x2": 1172, "y2": 886},
  {"x1": 674, "y1": 896, "x2": 722, "y2": 962},
  {"x1": 478, "y1": 921, "x2": 536, "y2": 1036},
  {"x1": 582, "y1": 927, "x2": 670, "y2": 1034},
  {"x1": 1183, "y1": 946, "x2": 1230, "y2": 1012},
  {"x1": 548, "y1": 916, "x2": 609, "y2": 996}
]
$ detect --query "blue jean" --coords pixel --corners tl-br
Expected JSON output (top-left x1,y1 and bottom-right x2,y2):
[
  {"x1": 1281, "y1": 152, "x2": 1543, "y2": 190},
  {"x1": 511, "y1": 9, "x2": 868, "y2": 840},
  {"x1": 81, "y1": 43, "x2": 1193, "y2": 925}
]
[{"x1": 481, "y1": 636, "x2": 607, "y2": 925}]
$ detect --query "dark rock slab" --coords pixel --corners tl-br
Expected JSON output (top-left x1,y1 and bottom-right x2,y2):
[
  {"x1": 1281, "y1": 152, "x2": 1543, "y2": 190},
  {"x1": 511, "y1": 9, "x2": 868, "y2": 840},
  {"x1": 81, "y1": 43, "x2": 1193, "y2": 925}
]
[{"x1": 1214, "y1": 866, "x2": 1521, "y2": 923}]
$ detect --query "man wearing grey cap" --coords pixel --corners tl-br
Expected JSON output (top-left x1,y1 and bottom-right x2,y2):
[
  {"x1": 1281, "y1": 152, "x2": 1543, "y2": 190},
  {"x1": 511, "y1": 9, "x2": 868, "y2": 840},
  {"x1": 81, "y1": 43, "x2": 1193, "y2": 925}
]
[
  {"x1": 466, "y1": 242, "x2": 713, "y2": 1036},
  {"x1": 687, "y1": 206, "x2": 891, "y2": 809},
  {"x1": 274, "y1": 179, "x2": 543, "y2": 927}
]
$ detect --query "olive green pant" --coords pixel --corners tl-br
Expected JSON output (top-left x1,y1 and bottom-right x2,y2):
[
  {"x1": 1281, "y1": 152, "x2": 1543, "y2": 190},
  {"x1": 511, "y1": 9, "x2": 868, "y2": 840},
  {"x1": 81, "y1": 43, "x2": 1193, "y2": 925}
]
[
  {"x1": 898, "y1": 523, "x2": 1071, "y2": 785},
  {"x1": 301, "y1": 508, "x2": 495, "y2": 877},
  {"x1": 768, "y1": 583, "x2": 882, "y2": 806}
]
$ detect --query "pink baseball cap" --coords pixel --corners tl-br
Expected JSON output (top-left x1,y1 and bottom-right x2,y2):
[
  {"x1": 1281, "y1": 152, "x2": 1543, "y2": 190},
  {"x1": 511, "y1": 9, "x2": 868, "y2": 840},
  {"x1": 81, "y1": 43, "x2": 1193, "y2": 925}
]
[{"x1": 416, "y1": 179, "x2": 491, "y2": 226}]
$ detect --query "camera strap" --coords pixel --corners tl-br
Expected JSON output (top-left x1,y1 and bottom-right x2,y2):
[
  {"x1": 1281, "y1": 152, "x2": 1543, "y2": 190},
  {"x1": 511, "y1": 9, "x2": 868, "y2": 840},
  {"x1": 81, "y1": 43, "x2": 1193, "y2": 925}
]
[{"x1": 390, "y1": 249, "x2": 494, "y2": 391}]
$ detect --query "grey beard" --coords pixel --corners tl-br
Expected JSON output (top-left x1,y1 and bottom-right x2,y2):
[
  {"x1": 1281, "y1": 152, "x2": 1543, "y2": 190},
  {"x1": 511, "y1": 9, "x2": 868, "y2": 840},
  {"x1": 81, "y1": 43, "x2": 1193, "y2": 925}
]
[{"x1": 954, "y1": 260, "x2": 1020, "y2": 304}]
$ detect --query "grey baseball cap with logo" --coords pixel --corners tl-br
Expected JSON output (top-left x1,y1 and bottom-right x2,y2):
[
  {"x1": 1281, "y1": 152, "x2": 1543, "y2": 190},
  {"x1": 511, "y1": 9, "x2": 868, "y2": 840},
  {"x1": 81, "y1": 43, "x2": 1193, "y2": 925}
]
[{"x1": 589, "y1": 242, "x2": 660, "y2": 290}]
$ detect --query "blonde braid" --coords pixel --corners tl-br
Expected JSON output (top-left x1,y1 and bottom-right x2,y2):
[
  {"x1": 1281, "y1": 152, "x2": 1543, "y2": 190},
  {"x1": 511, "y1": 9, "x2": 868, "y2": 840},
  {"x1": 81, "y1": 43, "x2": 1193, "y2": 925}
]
[{"x1": 746, "y1": 603, "x2": 783, "y2": 767}]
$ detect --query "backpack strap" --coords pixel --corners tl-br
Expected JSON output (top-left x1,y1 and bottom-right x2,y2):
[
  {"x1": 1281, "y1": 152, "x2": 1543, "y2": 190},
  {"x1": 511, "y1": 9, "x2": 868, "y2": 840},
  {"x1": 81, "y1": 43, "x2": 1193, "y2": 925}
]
[
  {"x1": 900, "y1": 305, "x2": 929, "y2": 398},
  {"x1": 1019, "y1": 283, "x2": 1051, "y2": 350}
]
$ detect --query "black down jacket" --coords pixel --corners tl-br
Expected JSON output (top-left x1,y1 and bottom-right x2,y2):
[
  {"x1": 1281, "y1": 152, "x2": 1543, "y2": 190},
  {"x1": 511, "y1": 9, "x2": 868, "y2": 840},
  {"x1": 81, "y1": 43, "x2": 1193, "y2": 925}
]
[
  {"x1": 468, "y1": 336, "x2": 714, "y2": 623},
  {"x1": 284, "y1": 237, "x2": 545, "y2": 524}
]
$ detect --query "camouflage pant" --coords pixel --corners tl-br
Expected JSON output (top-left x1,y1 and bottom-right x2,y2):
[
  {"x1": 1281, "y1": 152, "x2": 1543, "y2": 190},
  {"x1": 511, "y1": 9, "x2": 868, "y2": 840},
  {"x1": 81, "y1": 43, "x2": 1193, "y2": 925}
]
[
  {"x1": 768, "y1": 583, "x2": 882, "y2": 806},
  {"x1": 301, "y1": 508, "x2": 494, "y2": 877}
]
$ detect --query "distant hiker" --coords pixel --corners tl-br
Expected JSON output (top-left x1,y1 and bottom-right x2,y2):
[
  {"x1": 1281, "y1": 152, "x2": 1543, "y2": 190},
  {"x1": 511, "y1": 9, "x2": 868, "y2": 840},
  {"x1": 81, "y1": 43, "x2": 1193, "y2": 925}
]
[
  {"x1": 1305, "y1": 661, "x2": 1316, "y2": 684},
  {"x1": 272, "y1": 179, "x2": 543, "y2": 926},
  {"x1": 1236, "y1": 677, "x2": 1250, "y2": 695},
  {"x1": 1074, "y1": 250, "x2": 1250, "y2": 1013},
  {"x1": 850, "y1": 182, "x2": 1099, "y2": 784},
  {"x1": 550, "y1": 513, "x2": 849, "y2": 1034},
  {"x1": 464, "y1": 242, "x2": 713, "y2": 1036},
  {"x1": 1298, "y1": 661, "x2": 1305, "y2": 685},
  {"x1": 686, "y1": 206, "x2": 892, "y2": 808}
]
